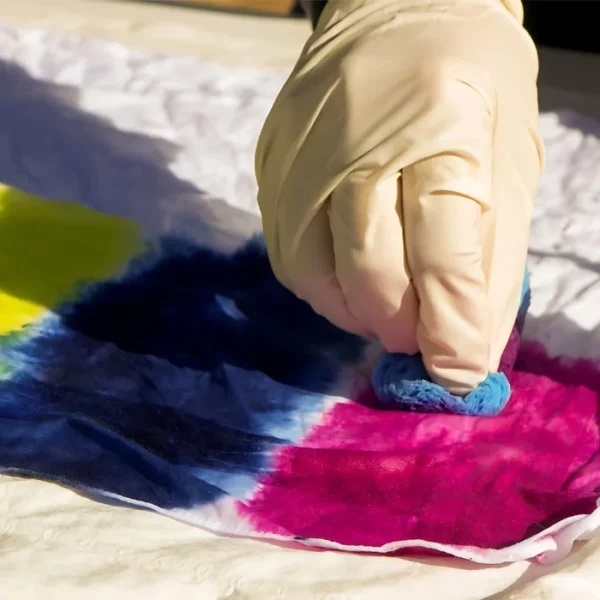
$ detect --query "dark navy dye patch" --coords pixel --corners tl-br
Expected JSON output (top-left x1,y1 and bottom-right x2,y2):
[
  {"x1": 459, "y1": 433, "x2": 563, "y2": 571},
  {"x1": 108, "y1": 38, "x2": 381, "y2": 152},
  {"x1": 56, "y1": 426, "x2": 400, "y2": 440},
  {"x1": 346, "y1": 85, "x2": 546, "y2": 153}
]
[{"x1": 0, "y1": 238, "x2": 365, "y2": 509}]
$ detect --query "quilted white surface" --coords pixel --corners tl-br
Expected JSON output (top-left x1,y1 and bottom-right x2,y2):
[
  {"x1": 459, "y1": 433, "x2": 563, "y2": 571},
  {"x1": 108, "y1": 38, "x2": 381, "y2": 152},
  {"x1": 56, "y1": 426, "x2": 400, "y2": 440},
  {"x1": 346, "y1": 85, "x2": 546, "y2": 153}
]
[{"x1": 0, "y1": 5, "x2": 599, "y2": 599}]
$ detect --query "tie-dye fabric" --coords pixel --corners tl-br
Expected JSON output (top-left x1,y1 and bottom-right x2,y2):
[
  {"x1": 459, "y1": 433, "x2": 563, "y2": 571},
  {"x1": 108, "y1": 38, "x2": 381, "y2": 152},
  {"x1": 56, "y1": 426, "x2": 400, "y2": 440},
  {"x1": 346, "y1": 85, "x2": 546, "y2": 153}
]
[{"x1": 1, "y1": 181, "x2": 600, "y2": 566}]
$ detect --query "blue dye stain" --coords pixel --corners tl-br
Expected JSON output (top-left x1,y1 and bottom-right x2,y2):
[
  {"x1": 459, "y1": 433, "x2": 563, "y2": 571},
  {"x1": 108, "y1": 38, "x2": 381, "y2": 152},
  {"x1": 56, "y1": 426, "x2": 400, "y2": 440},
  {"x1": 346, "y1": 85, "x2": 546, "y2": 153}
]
[
  {"x1": 0, "y1": 238, "x2": 365, "y2": 509},
  {"x1": 62, "y1": 237, "x2": 364, "y2": 392}
]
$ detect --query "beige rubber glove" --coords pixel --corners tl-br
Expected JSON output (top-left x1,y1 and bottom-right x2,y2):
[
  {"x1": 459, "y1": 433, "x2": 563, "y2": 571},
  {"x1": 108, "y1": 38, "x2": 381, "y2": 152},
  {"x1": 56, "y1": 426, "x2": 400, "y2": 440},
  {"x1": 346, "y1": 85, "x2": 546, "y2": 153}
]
[{"x1": 255, "y1": 0, "x2": 543, "y2": 394}]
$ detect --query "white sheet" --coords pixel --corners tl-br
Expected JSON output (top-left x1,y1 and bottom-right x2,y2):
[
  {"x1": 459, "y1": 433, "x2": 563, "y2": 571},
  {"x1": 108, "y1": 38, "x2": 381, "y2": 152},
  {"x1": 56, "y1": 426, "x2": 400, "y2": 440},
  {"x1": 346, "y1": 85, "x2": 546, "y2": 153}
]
[{"x1": 0, "y1": 7, "x2": 600, "y2": 599}]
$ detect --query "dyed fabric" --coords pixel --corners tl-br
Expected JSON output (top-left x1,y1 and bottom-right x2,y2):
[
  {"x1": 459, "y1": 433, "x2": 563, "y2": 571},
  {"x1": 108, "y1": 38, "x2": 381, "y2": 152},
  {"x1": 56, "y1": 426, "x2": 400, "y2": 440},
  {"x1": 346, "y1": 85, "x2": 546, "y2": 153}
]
[
  {"x1": 371, "y1": 272, "x2": 531, "y2": 417},
  {"x1": 1, "y1": 183, "x2": 600, "y2": 565}
]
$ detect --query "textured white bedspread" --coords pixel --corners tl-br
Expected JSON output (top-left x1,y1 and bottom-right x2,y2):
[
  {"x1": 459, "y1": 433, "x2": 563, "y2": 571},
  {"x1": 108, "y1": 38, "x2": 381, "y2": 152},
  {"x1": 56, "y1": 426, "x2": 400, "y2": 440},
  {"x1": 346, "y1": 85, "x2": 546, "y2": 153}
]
[{"x1": 0, "y1": 8, "x2": 600, "y2": 600}]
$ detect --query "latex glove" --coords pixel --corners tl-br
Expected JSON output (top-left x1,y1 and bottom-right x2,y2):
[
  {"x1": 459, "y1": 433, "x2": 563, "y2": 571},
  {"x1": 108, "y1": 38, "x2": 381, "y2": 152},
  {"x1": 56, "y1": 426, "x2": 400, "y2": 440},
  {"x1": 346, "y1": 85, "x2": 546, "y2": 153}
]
[{"x1": 255, "y1": 0, "x2": 543, "y2": 394}]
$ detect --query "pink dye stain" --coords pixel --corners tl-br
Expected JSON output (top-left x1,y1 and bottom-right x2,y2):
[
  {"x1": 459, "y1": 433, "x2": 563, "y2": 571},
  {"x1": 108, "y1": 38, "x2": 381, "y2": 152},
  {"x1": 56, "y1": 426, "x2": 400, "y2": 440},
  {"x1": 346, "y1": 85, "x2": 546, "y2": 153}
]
[{"x1": 244, "y1": 342, "x2": 600, "y2": 551}]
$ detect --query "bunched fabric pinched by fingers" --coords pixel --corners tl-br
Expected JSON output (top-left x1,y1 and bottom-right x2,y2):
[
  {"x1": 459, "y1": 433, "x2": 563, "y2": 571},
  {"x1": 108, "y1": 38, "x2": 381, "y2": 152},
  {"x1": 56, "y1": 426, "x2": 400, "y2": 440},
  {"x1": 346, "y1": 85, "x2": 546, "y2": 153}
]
[{"x1": 371, "y1": 272, "x2": 531, "y2": 416}]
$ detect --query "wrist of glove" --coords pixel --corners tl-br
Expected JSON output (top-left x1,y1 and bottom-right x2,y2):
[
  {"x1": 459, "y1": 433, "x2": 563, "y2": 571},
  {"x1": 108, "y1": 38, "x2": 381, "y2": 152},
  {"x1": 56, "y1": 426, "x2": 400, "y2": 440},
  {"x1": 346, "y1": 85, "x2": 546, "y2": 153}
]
[{"x1": 256, "y1": 0, "x2": 543, "y2": 395}]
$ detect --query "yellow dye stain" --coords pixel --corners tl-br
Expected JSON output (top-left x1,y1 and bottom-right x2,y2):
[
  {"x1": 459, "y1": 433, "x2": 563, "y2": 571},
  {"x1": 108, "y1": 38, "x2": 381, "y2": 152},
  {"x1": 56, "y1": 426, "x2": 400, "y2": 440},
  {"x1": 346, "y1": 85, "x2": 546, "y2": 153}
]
[{"x1": 0, "y1": 184, "x2": 144, "y2": 335}]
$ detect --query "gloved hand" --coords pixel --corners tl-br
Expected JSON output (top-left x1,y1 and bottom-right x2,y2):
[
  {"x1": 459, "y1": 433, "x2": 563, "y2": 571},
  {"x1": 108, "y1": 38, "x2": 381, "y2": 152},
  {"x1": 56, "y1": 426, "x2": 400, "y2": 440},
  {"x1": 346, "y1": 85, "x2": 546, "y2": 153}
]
[{"x1": 255, "y1": 0, "x2": 543, "y2": 394}]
